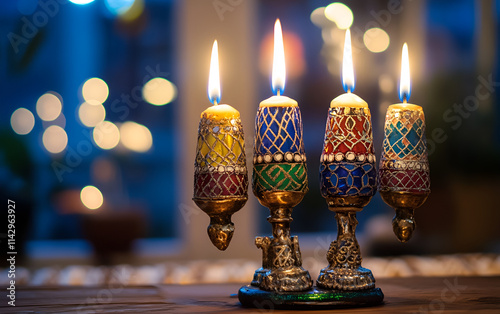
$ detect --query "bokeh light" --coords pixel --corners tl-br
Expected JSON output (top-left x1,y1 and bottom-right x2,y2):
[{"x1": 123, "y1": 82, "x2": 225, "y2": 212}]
[
  {"x1": 42, "y1": 125, "x2": 68, "y2": 154},
  {"x1": 142, "y1": 77, "x2": 177, "y2": 106},
  {"x1": 82, "y1": 78, "x2": 109, "y2": 103},
  {"x1": 78, "y1": 101, "x2": 106, "y2": 127},
  {"x1": 36, "y1": 92, "x2": 62, "y2": 121},
  {"x1": 324, "y1": 2, "x2": 353, "y2": 30},
  {"x1": 310, "y1": 7, "x2": 329, "y2": 28},
  {"x1": 119, "y1": 121, "x2": 153, "y2": 152},
  {"x1": 363, "y1": 28, "x2": 390, "y2": 53},
  {"x1": 104, "y1": 0, "x2": 135, "y2": 15},
  {"x1": 80, "y1": 185, "x2": 103, "y2": 210},
  {"x1": 11, "y1": 108, "x2": 35, "y2": 135},
  {"x1": 119, "y1": 0, "x2": 144, "y2": 22},
  {"x1": 93, "y1": 121, "x2": 120, "y2": 150},
  {"x1": 378, "y1": 74, "x2": 394, "y2": 93},
  {"x1": 69, "y1": 0, "x2": 95, "y2": 5}
]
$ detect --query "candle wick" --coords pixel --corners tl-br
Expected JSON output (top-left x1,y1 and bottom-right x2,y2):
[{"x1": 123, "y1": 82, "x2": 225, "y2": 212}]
[{"x1": 277, "y1": 89, "x2": 281, "y2": 96}]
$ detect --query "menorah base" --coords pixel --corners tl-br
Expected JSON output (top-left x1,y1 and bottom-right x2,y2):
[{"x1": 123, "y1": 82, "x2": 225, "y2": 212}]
[
  {"x1": 238, "y1": 285, "x2": 384, "y2": 310},
  {"x1": 317, "y1": 266, "x2": 376, "y2": 290}
]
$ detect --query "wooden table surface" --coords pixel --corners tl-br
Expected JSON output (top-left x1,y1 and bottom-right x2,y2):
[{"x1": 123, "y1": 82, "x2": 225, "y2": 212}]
[{"x1": 2, "y1": 276, "x2": 500, "y2": 313}]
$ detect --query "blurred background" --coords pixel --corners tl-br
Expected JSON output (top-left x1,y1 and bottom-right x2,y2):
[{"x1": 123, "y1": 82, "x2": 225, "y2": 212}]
[{"x1": 1, "y1": 0, "x2": 500, "y2": 285}]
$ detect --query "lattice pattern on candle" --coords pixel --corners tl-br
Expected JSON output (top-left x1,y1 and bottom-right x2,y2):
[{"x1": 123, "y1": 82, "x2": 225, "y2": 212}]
[
  {"x1": 253, "y1": 163, "x2": 308, "y2": 194},
  {"x1": 253, "y1": 106, "x2": 306, "y2": 163},
  {"x1": 194, "y1": 116, "x2": 248, "y2": 199},
  {"x1": 252, "y1": 106, "x2": 308, "y2": 194},
  {"x1": 320, "y1": 106, "x2": 377, "y2": 198},
  {"x1": 379, "y1": 107, "x2": 430, "y2": 193}
]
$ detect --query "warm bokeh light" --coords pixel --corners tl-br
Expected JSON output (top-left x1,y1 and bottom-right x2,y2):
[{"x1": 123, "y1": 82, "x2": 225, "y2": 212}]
[
  {"x1": 272, "y1": 19, "x2": 286, "y2": 95},
  {"x1": 82, "y1": 77, "x2": 109, "y2": 103},
  {"x1": 363, "y1": 28, "x2": 390, "y2": 53},
  {"x1": 208, "y1": 40, "x2": 220, "y2": 105},
  {"x1": 69, "y1": 0, "x2": 95, "y2": 5},
  {"x1": 400, "y1": 43, "x2": 411, "y2": 102},
  {"x1": 310, "y1": 7, "x2": 329, "y2": 27},
  {"x1": 378, "y1": 74, "x2": 394, "y2": 94},
  {"x1": 142, "y1": 77, "x2": 177, "y2": 106},
  {"x1": 78, "y1": 101, "x2": 106, "y2": 127},
  {"x1": 36, "y1": 92, "x2": 62, "y2": 121},
  {"x1": 342, "y1": 29, "x2": 355, "y2": 93},
  {"x1": 119, "y1": 121, "x2": 153, "y2": 152},
  {"x1": 80, "y1": 185, "x2": 103, "y2": 210},
  {"x1": 324, "y1": 2, "x2": 353, "y2": 30},
  {"x1": 42, "y1": 125, "x2": 68, "y2": 154},
  {"x1": 11, "y1": 108, "x2": 35, "y2": 135},
  {"x1": 93, "y1": 121, "x2": 120, "y2": 150}
]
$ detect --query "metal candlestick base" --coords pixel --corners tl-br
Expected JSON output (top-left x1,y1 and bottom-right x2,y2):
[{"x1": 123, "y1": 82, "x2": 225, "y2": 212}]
[
  {"x1": 250, "y1": 191, "x2": 312, "y2": 292},
  {"x1": 316, "y1": 196, "x2": 376, "y2": 290},
  {"x1": 380, "y1": 191, "x2": 429, "y2": 242},
  {"x1": 239, "y1": 285, "x2": 384, "y2": 310},
  {"x1": 193, "y1": 197, "x2": 247, "y2": 251}
]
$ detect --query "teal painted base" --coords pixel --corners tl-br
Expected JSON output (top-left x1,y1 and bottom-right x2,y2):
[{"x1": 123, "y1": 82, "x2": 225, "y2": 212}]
[{"x1": 238, "y1": 285, "x2": 384, "y2": 310}]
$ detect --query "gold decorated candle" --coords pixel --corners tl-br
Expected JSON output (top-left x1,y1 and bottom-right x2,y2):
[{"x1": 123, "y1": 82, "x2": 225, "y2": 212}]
[
  {"x1": 253, "y1": 19, "x2": 308, "y2": 195},
  {"x1": 379, "y1": 43, "x2": 430, "y2": 194},
  {"x1": 194, "y1": 40, "x2": 247, "y2": 199},
  {"x1": 319, "y1": 28, "x2": 377, "y2": 199},
  {"x1": 378, "y1": 43, "x2": 430, "y2": 243}
]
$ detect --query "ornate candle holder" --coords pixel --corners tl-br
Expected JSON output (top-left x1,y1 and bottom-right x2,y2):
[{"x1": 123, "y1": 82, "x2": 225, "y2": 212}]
[
  {"x1": 193, "y1": 113, "x2": 248, "y2": 250},
  {"x1": 379, "y1": 104, "x2": 430, "y2": 242},
  {"x1": 249, "y1": 105, "x2": 312, "y2": 292},
  {"x1": 317, "y1": 103, "x2": 383, "y2": 302}
]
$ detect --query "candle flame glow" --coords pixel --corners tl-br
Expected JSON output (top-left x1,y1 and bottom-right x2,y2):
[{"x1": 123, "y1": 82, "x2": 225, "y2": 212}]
[
  {"x1": 272, "y1": 19, "x2": 286, "y2": 95},
  {"x1": 399, "y1": 43, "x2": 411, "y2": 102},
  {"x1": 342, "y1": 29, "x2": 355, "y2": 93},
  {"x1": 208, "y1": 40, "x2": 221, "y2": 105}
]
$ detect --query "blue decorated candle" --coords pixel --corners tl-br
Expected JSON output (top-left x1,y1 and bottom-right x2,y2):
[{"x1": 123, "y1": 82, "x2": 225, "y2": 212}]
[
  {"x1": 252, "y1": 19, "x2": 308, "y2": 195},
  {"x1": 379, "y1": 43, "x2": 430, "y2": 194},
  {"x1": 320, "y1": 29, "x2": 377, "y2": 202}
]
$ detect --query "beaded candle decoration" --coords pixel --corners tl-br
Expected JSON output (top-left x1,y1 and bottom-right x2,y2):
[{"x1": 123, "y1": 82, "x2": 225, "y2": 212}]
[
  {"x1": 316, "y1": 30, "x2": 381, "y2": 296},
  {"x1": 245, "y1": 19, "x2": 312, "y2": 293},
  {"x1": 193, "y1": 40, "x2": 248, "y2": 251},
  {"x1": 379, "y1": 43, "x2": 430, "y2": 242}
]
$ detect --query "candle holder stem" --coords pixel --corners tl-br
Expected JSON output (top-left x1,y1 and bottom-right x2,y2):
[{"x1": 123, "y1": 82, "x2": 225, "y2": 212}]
[
  {"x1": 253, "y1": 191, "x2": 312, "y2": 292},
  {"x1": 317, "y1": 203, "x2": 375, "y2": 290}
]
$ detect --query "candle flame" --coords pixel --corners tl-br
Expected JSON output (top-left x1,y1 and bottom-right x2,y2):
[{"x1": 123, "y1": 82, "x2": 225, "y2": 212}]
[
  {"x1": 208, "y1": 40, "x2": 221, "y2": 105},
  {"x1": 342, "y1": 29, "x2": 355, "y2": 93},
  {"x1": 272, "y1": 19, "x2": 286, "y2": 95},
  {"x1": 399, "y1": 43, "x2": 411, "y2": 102}
]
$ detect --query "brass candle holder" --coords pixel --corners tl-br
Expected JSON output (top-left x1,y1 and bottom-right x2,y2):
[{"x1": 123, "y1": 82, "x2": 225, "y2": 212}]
[
  {"x1": 193, "y1": 111, "x2": 248, "y2": 251},
  {"x1": 379, "y1": 104, "x2": 430, "y2": 242},
  {"x1": 316, "y1": 103, "x2": 383, "y2": 303},
  {"x1": 246, "y1": 104, "x2": 312, "y2": 292}
]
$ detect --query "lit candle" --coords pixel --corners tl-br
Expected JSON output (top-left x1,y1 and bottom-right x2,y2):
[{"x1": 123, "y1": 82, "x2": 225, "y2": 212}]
[
  {"x1": 378, "y1": 43, "x2": 430, "y2": 242},
  {"x1": 319, "y1": 29, "x2": 377, "y2": 199},
  {"x1": 316, "y1": 29, "x2": 377, "y2": 291},
  {"x1": 253, "y1": 19, "x2": 308, "y2": 195},
  {"x1": 193, "y1": 40, "x2": 248, "y2": 250}
]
